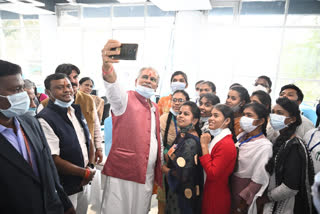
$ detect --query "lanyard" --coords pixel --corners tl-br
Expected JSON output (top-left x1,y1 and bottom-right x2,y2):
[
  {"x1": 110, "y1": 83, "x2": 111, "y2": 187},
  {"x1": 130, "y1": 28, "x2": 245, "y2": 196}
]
[
  {"x1": 239, "y1": 132, "x2": 263, "y2": 147},
  {"x1": 173, "y1": 116, "x2": 178, "y2": 136},
  {"x1": 307, "y1": 130, "x2": 320, "y2": 152},
  {"x1": 20, "y1": 128, "x2": 33, "y2": 168}
]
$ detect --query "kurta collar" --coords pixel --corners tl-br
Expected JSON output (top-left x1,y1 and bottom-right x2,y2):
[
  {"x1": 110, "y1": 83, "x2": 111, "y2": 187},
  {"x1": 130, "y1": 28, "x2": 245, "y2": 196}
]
[{"x1": 208, "y1": 128, "x2": 231, "y2": 154}]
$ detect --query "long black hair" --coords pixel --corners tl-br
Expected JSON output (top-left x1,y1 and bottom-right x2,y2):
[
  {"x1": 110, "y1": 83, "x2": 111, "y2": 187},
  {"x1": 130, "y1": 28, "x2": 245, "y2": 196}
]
[
  {"x1": 199, "y1": 93, "x2": 220, "y2": 105},
  {"x1": 265, "y1": 97, "x2": 302, "y2": 174},
  {"x1": 242, "y1": 102, "x2": 269, "y2": 136},
  {"x1": 79, "y1": 77, "x2": 94, "y2": 86},
  {"x1": 251, "y1": 90, "x2": 272, "y2": 113},
  {"x1": 229, "y1": 86, "x2": 250, "y2": 112},
  {"x1": 180, "y1": 101, "x2": 202, "y2": 137},
  {"x1": 213, "y1": 104, "x2": 237, "y2": 143},
  {"x1": 163, "y1": 90, "x2": 190, "y2": 148}
]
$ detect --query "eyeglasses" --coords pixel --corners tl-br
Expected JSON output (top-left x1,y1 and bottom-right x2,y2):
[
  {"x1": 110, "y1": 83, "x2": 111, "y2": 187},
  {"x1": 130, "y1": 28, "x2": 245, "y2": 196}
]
[{"x1": 172, "y1": 98, "x2": 185, "y2": 103}]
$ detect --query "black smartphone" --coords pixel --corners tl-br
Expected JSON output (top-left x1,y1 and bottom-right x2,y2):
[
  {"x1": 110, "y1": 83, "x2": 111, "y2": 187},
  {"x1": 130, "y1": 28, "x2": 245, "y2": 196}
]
[{"x1": 110, "y1": 43, "x2": 138, "y2": 60}]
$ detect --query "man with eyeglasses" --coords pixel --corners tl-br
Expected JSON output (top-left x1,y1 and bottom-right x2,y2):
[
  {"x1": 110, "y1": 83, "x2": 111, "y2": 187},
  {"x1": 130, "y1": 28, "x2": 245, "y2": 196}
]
[
  {"x1": 100, "y1": 39, "x2": 162, "y2": 214},
  {"x1": 253, "y1": 75, "x2": 272, "y2": 94}
]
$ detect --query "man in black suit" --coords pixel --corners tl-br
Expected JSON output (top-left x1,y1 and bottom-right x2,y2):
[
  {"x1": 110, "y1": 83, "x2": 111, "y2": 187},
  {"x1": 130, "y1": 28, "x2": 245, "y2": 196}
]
[{"x1": 0, "y1": 60, "x2": 75, "y2": 214}]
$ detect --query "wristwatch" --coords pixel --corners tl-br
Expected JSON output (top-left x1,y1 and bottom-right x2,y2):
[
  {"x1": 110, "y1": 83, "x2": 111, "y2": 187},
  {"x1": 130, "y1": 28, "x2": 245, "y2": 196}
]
[{"x1": 87, "y1": 163, "x2": 95, "y2": 169}]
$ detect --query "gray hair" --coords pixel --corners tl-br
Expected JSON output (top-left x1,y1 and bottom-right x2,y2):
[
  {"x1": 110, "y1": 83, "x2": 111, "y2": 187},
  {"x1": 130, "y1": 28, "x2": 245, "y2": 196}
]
[
  {"x1": 137, "y1": 67, "x2": 160, "y2": 83},
  {"x1": 24, "y1": 79, "x2": 35, "y2": 90}
]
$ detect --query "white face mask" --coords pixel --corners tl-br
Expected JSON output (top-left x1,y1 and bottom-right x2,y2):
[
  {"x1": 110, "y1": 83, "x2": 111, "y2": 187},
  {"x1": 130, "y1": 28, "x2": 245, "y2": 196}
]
[
  {"x1": 200, "y1": 117, "x2": 210, "y2": 123},
  {"x1": 135, "y1": 85, "x2": 155, "y2": 99},
  {"x1": 171, "y1": 82, "x2": 186, "y2": 93},
  {"x1": 0, "y1": 91, "x2": 30, "y2": 118},
  {"x1": 270, "y1": 113, "x2": 289, "y2": 131},
  {"x1": 54, "y1": 97, "x2": 74, "y2": 108},
  {"x1": 209, "y1": 120, "x2": 226, "y2": 137},
  {"x1": 169, "y1": 107, "x2": 178, "y2": 116},
  {"x1": 240, "y1": 116, "x2": 258, "y2": 133},
  {"x1": 231, "y1": 103, "x2": 241, "y2": 113},
  {"x1": 253, "y1": 84, "x2": 269, "y2": 93}
]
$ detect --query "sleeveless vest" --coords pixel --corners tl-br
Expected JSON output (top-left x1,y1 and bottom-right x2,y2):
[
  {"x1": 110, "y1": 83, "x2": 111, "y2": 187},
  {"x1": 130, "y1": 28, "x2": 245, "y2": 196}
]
[
  {"x1": 41, "y1": 90, "x2": 95, "y2": 140},
  {"x1": 102, "y1": 91, "x2": 162, "y2": 186},
  {"x1": 37, "y1": 100, "x2": 90, "y2": 195}
]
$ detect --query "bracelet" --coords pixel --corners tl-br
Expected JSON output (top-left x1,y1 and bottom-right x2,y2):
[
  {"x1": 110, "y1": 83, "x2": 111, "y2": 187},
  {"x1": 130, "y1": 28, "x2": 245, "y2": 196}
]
[
  {"x1": 84, "y1": 168, "x2": 91, "y2": 180},
  {"x1": 102, "y1": 66, "x2": 114, "y2": 75}
]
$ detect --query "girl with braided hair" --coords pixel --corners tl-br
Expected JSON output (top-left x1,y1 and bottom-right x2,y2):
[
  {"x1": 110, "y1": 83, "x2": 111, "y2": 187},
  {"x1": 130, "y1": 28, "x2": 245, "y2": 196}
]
[
  {"x1": 258, "y1": 97, "x2": 315, "y2": 214},
  {"x1": 157, "y1": 90, "x2": 189, "y2": 214},
  {"x1": 231, "y1": 102, "x2": 272, "y2": 214}
]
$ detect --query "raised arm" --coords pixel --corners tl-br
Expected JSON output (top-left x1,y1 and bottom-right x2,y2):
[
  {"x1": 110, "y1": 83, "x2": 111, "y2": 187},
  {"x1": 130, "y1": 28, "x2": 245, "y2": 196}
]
[{"x1": 101, "y1": 39, "x2": 121, "y2": 83}]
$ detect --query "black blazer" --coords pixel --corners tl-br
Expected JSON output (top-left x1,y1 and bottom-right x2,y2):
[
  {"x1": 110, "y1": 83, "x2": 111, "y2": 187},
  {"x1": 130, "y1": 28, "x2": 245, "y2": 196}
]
[{"x1": 0, "y1": 114, "x2": 73, "y2": 214}]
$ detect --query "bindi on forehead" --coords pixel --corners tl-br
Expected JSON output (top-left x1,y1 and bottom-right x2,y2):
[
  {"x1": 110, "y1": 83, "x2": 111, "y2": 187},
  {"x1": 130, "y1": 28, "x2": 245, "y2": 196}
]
[{"x1": 144, "y1": 70, "x2": 156, "y2": 77}]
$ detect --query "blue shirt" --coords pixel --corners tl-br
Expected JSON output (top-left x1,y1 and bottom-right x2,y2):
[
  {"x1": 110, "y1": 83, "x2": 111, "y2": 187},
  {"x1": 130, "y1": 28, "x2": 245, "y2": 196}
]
[{"x1": 0, "y1": 117, "x2": 39, "y2": 176}]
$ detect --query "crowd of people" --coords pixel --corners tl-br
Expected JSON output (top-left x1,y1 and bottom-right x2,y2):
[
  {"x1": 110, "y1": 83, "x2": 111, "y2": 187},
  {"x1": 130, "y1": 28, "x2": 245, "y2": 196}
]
[{"x1": 0, "y1": 38, "x2": 320, "y2": 214}]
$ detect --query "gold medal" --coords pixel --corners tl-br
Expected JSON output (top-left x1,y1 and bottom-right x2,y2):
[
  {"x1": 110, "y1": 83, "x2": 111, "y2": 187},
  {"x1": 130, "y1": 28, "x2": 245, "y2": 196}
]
[
  {"x1": 177, "y1": 157, "x2": 186, "y2": 167},
  {"x1": 184, "y1": 188, "x2": 192, "y2": 199}
]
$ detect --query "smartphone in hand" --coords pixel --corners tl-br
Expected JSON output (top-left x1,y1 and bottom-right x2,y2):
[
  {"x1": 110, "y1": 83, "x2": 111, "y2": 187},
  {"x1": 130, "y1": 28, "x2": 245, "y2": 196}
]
[{"x1": 111, "y1": 43, "x2": 138, "y2": 60}]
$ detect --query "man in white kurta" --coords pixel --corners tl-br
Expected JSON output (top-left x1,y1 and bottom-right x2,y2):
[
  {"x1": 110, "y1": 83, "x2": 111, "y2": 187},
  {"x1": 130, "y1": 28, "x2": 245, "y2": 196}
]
[{"x1": 100, "y1": 39, "x2": 161, "y2": 214}]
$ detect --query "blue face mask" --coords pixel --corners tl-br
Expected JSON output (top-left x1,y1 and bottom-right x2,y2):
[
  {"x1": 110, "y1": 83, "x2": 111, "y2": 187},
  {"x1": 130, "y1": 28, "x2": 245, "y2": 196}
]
[
  {"x1": 270, "y1": 113, "x2": 289, "y2": 131},
  {"x1": 0, "y1": 91, "x2": 30, "y2": 118},
  {"x1": 171, "y1": 82, "x2": 186, "y2": 93},
  {"x1": 135, "y1": 85, "x2": 155, "y2": 99},
  {"x1": 54, "y1": 97, "x2": 74, "y2": 108}
]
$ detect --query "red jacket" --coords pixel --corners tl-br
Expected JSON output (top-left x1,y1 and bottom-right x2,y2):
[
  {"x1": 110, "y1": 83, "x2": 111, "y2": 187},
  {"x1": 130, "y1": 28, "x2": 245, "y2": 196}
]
[
  {"x1": 199, "y1": 134, "x2": 237, "y2": 214},
  {"x1": 102, "y1": 91, "x2": 162, "y2": 187}
]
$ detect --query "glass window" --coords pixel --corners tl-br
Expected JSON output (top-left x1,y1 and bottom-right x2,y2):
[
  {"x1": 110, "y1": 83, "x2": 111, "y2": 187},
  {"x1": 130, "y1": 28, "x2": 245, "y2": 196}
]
[
  {"x1": 239, "y1": 2, "x2": 285, "y2": 26},
  {"x1": 279, "y1": 28, "x2": 320, "y2": 102},
  {"x1": 113, "y1": 5, "x2": 145, "y2": 27},
  {"x1": 208, "y1": 7, "x2": 234, "y2": 25}
]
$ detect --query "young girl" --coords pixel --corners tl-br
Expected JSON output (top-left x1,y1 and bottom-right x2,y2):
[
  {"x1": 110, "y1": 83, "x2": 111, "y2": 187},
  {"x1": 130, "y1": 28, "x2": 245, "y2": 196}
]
[
  {"x1": 258, "y1": 97, "x2": 314, "y2": 214},
  {"x1": 162, "y1": 101, "x2": 203, "y2": 214},
  {"x1": 226, "y1": 86, "x2": 250, "y2": 136},
  {"x1": 250, "y1": 90, "x2": 272, "y2": 114},
  {"x1": 231, "y1": 102, "x2": 272, "y2": 214},
  {"x1": 200, "y1": 104, "x2": 237, "y2": 214},
  {"x1": 158, "y1": 90, "x2": 189, "y2": 214},
  {"x1": 199, "y1": 93, "x2": 220, "y2": 133}
]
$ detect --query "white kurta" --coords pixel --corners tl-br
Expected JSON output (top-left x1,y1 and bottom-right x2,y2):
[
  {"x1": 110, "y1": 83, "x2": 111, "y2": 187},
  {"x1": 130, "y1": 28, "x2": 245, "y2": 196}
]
[
  {"x1": 234, "y1": 132, "x2": 273, "y2": 214},
  {"x1": 303, "y1": 127, "x2": 320, "y2": 173},
  {"x1": 100, "y1": 81, "x2": 158, "y2": 214}
]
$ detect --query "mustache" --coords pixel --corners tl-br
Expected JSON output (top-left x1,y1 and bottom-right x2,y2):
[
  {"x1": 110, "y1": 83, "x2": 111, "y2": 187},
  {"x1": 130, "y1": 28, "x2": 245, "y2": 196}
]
[{"x1": 142, "y1": 83, "x2": 152, "y2": 88}]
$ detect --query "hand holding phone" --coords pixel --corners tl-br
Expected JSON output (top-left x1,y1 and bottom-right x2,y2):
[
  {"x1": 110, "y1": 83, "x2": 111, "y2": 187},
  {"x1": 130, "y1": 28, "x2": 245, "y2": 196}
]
[{"x1": 110, "y1": 43, "x2": 138, "y2": 60}]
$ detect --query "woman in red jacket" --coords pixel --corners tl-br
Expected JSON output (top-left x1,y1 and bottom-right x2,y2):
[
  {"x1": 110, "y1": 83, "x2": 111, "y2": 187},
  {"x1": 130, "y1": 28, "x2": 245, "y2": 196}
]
[{"x1": 199, "y1": 104, "x2": 237, "y2": 214}]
